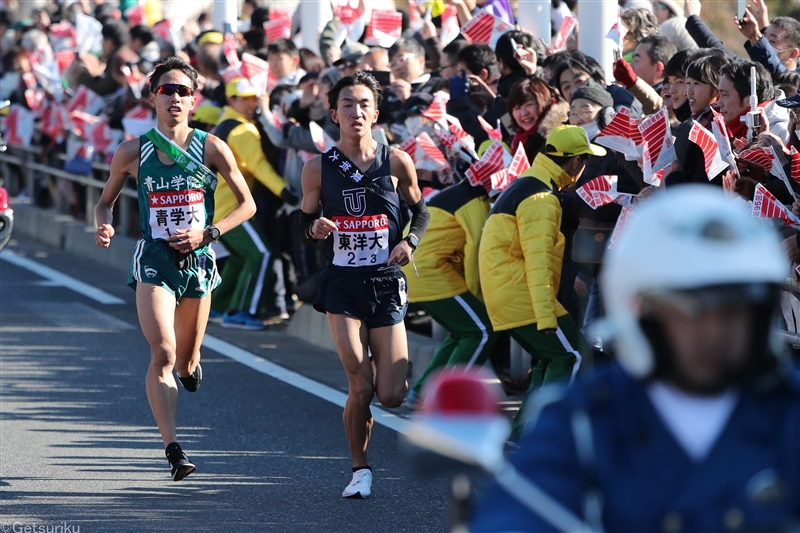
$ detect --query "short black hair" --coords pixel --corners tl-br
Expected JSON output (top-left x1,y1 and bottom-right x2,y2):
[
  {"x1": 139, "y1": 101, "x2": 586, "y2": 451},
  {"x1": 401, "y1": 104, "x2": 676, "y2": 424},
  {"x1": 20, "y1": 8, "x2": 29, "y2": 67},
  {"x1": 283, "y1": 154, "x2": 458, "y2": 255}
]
[
  {"x1": 101, "y1": 19, "x2": 130, "y2": 49},
  {"x1": 149, "y1": 56, "x2": 199, "y2": 92},
  {"x1": 442, "y1": 39, "x2": 469, "y2": 68},
  {"x1": 771, "y1": 17, "x2": 800, "y2": 51},
  {"x1": 774, "y1": 70, "x2": 800, "y2": 97},
  {"x1": 457, "y1": 43, "x2": 500, "y2": 80},
  {"x1": 129, "y1": 25, "x2": 154, "y2": 46},
  {"x1": 720, "y1": 60, "x2": 774, "y2": 103},
  {"x1": 495, "y1": 30, "x2": 536, "y2": 73},
  {"x1": 269, "y1": 83, "x2": 296, "y2": 110},
  {"x1": 389, "y1": 36, "x2": 425, "y2": 61},
  {"x1": 637, "y1": 35, "x2": 677, "y2": 68},
  {"x1": 267, "y1": 38, "x2": 299, "y2": 58},
  {"x1": 665, "y1": 49, "x2": 692, "y2": 78},
  {"x1": 686, "y1": 53, "x2": 729, "y2": 88},
  {"x1": 327, "y1": 71, "x2": 383, "y2": 110}
]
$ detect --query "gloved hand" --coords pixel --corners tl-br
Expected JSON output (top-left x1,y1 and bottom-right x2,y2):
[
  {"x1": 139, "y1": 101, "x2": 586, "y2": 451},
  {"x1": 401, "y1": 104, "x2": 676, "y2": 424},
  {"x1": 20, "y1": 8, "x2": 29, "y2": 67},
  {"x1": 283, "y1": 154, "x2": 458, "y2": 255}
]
[
  {"x1": 613, "y1": 58, "x2": 637, "y2": 89},
  {"x1": 281, "y1": 186, "x2": 301, "y2": 206},
  {"x1": 449, "y1": 71, "x2": 468, "y2": 99},
  {"x1": 733, "y1": 177, "x2": 758, "y2": 200}
]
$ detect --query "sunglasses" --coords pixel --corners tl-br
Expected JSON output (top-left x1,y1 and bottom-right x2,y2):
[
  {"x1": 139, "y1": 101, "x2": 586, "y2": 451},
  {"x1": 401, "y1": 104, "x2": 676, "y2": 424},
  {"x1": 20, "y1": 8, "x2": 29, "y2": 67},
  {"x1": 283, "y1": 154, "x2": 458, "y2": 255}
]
[{"x1": 155, "y1": 84, "x2": 194, "y2": 97}]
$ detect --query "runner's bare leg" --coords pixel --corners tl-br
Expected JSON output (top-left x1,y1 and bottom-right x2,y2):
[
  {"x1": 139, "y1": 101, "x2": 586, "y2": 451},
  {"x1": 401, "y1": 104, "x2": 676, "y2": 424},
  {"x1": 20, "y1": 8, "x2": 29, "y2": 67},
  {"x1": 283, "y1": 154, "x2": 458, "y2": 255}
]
[
  {"x1": 173, "y1": 294, "x2": 211, "y2": 378},
  {"x1": 328, "y1": 313, "x2": 373, "y2": 468},
  {"x1": 368, "y1": 322, "x2": 409, "y2": 408},
  {"x1": 137, "y1": 283, "x2": 180, "y2": 446}
]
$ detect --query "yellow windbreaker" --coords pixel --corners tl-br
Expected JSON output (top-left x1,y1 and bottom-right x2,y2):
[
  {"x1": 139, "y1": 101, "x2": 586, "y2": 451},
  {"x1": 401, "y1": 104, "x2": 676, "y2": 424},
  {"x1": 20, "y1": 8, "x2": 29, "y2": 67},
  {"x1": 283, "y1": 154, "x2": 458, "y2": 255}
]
[
  {"x1": 403, "y1": 180, "x2": 491, "y2": 303},
  {"x1": 212, "y1": 106, "x2": 287, "y2": 222},
  {"x1": 479, "y1": 153, "x2": 575, "y2": 331}
]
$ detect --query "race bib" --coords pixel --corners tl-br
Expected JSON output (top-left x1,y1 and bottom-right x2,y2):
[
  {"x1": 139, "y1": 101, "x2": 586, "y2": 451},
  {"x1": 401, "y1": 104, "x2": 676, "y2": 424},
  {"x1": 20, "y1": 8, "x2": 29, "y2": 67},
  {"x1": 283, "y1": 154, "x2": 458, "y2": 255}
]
[
  {"x1": 332, "y1": 214, "x2": 390, "y2": 267},
  {"x1": 148, "y1": 189, "x2": 206, "y2": 240}
]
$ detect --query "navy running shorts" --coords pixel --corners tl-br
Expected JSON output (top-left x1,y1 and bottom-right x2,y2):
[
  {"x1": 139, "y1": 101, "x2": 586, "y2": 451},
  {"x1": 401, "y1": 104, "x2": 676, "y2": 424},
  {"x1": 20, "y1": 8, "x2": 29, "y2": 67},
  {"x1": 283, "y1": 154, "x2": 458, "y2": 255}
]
[{"x1": 314, "y1": 266, "x2": 408, "y2": 329}]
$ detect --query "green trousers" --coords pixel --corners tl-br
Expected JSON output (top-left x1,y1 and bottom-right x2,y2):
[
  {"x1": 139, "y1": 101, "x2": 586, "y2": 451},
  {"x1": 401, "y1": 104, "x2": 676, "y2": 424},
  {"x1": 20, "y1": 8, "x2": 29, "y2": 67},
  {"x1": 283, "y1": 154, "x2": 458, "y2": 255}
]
[
  {"x1": 508, "y1": 314, "x2": 588, "y2": 439},
  {"x1": 412, "y1": 291, "x2": 499, "y2": 395},
  {"x1": 211, "y1": 220, "x2": 273, "y2": 316}
]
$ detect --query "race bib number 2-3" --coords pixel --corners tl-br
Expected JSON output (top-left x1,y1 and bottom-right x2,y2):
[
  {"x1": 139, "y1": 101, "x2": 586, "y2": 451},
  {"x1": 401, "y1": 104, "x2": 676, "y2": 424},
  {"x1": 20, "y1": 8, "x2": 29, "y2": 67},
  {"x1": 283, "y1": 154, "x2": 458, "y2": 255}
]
[
  {"x1": 148, "y1": 189, "x2": 206, "y2": 240},
  {"x1": 332, "y1": 214, "x2": 390, "y2": 267}
]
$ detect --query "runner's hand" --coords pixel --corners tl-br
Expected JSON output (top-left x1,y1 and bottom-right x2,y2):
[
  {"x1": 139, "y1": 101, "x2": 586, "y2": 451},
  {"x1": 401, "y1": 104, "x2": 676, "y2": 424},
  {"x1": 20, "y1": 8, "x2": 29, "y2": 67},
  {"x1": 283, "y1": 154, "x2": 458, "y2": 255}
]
[
  {"x1": 388, "y1": 239, "x2": 413, "y2": 267},
  {"x1": 95, "y1": 224, "x2": 115, "y2": 248},
  {"x1": 312, "y1": 217, "x2": 338, "y2": 240},
  {"x1": 169, "y1": 228, "x2": 206, "y2": 252}
]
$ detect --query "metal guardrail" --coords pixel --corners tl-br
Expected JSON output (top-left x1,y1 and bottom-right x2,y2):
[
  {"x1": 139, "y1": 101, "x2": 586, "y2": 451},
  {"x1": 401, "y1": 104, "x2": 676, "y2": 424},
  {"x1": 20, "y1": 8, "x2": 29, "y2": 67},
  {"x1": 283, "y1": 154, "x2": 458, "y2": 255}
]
[{"x1": 0, "y1": 143, "x2": 139, "y2": 236}]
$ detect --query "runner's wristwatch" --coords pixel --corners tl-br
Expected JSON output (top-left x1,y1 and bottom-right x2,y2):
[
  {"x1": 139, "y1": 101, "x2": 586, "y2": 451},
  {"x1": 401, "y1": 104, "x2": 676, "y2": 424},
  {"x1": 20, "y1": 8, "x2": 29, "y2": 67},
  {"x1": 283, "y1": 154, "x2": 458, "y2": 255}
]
[
  {"x1": 206, "y1": 225, "x2": 221, "y2": 243},
  {"x1": 403, "y1": 234, "x2": 419, "y2": 250}
]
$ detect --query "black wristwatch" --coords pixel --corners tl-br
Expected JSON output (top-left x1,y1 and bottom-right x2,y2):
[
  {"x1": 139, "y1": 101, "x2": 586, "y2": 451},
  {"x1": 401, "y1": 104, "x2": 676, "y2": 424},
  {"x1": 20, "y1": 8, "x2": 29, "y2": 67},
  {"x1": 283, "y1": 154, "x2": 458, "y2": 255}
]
[
  {"x1": 404, "y1": 234, "x2": 419, "y2": 250},
  {"x1": 206, "y1": 225, "x2": 221, "y2": 243}
]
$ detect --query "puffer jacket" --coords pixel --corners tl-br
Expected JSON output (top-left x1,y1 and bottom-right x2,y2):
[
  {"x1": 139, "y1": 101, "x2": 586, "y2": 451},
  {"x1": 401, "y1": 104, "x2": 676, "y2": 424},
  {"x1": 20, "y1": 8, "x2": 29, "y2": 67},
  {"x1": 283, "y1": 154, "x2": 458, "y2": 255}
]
[
  {"x1": 765, "y1": 89, "x2": 791, "y2": 144},
  {"x1": 211, "y1": 106, "x2": 288, "y2": 221},
  {"x1": 479, "y1": 153, "x2": 575, "y2": 331},
  {"x1": 403, "y1": 180, "x2": 491, "y2": 303}
]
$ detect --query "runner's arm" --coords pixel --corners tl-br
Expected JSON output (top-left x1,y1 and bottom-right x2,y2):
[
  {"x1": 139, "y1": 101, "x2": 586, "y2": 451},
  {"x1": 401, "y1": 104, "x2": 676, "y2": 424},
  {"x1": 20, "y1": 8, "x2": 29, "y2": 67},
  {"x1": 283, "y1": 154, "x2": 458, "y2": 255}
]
[
  {"x1": 204, "y1": 135, "x2": 256, "y2": 241},
  {"x1": 298, "y1": 156, "x2": 336, "y2": 245},
  {"x1": 391, "y1": 148, "x2": 429, "y2": 243},
  {"x1": 94, "y1": 139, "x2": 138, "y2": 248}
]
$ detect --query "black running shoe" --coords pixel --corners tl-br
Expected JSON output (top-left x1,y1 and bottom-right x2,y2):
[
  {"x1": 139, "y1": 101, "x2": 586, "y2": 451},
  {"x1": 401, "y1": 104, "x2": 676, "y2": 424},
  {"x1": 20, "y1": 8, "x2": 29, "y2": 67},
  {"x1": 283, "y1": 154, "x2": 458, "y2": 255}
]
[
  {"x1": 166, "y1": 442, "x2": 196, "y2": 482},
  {"x1": 178, "y1": 363, "x2": 202, "y2": 392}
]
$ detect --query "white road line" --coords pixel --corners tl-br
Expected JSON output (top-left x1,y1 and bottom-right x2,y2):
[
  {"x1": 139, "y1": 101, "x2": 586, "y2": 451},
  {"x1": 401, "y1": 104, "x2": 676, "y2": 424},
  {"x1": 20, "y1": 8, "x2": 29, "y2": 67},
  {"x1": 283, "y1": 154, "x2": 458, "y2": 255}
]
[
  {"x1": 1, "y1": 250, "x2": 125, "y2": 305},
  {"x1": 202, "y1": 335, "x2": 412, "y2": 435}
]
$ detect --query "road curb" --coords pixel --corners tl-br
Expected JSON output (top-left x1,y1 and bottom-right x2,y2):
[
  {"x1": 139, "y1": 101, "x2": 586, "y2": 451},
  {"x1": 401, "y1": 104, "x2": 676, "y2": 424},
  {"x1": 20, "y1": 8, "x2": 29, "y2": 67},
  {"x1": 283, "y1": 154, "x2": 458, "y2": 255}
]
[{"x1": 14, "y1": 201, "x2": 439, "y2": 386}]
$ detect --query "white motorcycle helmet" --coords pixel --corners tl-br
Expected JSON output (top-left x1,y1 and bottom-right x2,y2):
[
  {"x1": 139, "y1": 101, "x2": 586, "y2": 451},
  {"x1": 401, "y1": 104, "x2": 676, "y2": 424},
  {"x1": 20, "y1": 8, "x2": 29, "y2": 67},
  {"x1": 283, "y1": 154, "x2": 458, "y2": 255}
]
[{"x1": 600, "y1": 185, "x2": 788, "y2": 379}]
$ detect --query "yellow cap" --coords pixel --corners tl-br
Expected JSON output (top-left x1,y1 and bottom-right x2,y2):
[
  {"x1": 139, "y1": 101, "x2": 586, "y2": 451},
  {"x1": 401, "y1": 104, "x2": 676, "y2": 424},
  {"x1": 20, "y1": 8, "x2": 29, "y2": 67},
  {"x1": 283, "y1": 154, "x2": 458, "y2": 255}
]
[
  {"x1": 544, "y1": 125, "x2": 606, "y2": 158},
  {"x1": 191, "y1": 104, "x2": 222, "y2": 125},
  {"x1": 197, "y1": 31, "x2": 224, "y2": 46},
  {"x1": 225, "y1": 78, "x2": 258, "y2": 98}
]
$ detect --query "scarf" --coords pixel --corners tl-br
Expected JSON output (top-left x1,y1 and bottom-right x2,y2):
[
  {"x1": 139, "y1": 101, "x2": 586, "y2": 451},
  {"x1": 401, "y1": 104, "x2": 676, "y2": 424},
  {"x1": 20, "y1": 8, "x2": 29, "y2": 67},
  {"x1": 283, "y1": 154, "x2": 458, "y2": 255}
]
[{"x1": 726, "y1": 100, "x2": 770, "y2": 141}]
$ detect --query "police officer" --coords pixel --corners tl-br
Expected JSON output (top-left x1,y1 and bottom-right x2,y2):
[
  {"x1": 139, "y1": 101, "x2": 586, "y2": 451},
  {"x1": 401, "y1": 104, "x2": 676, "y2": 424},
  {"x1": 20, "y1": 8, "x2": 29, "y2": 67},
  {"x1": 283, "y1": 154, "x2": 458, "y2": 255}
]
[{"x1": 471, "y1": 185, "x2": 800, "y2": 532}]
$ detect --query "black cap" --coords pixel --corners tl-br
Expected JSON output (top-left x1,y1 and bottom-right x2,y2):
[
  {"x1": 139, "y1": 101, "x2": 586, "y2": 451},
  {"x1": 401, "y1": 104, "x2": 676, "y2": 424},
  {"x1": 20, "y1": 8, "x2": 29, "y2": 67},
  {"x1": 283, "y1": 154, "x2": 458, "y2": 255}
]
[
  {"x1": 402, "y1": 92, "x2": 433, "y2": 115},
  {"x1": 571, "y1": 80, "x2": 614, "y2": 109},
  {"x1": 775, "y1": 94, "x2": 800, "y2": 109}
]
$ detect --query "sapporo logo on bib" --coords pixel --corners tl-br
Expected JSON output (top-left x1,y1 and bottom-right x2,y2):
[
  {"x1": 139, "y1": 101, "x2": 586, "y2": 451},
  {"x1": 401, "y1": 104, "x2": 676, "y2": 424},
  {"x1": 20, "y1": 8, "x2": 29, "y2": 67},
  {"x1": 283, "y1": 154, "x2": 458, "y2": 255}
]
[
  {"x1": 147, "y1": 189, "x2": 206, "y2": 240},
  {"x1": 332, "y1": 214, "x2": 389, "y2": 267}
]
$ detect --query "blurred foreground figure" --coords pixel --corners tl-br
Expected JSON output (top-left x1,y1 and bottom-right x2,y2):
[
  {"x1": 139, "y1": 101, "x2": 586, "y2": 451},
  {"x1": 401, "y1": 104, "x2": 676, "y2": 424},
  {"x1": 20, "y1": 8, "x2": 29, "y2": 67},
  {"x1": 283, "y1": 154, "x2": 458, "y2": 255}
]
[{"x1": 472, "y1": 185, "x2": 800, "y2": 533}]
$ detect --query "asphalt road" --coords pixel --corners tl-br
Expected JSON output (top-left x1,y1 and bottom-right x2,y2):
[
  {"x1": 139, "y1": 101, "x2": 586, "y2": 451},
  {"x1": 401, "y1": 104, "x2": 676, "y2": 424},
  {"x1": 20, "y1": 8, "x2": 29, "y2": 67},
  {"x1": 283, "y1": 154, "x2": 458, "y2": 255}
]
[{"x1": 0, "y1": 238, "x2": 461, "y2": 533}]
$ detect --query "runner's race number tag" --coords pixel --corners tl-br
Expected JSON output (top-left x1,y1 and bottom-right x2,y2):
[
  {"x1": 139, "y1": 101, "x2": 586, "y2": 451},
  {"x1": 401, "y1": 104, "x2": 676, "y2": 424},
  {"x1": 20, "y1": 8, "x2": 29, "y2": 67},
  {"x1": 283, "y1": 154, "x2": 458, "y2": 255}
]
[
  {"x1": 332, "y1": 214, "x2": 390, "y2": 267},
  {"x1": 148, "y1": 189, "x2": 206, "y2": 240}
]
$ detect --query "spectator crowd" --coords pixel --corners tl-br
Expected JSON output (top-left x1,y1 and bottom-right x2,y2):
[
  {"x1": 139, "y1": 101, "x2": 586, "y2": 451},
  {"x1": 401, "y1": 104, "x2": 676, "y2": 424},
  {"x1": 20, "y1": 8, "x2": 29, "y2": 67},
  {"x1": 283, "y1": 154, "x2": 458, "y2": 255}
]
[{"x1": 2, "y1": 0, "x2": 800, "y2": 395}]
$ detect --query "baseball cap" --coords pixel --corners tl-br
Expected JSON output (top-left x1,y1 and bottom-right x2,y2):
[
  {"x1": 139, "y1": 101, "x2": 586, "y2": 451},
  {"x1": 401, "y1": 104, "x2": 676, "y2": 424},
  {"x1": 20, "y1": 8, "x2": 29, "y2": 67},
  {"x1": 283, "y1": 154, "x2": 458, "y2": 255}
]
[
  {"x1": 197, "y1": 31, "x2": 224, "y2": 46},
  {"x1": 402, "y1": 92, "x2": 433, "y2": 115},
  {"x1": 226, "y1": 78, "x2": 258, "y2": 98},
  {"x1": 334, "y1": 42, "x2": 370, "y2": 68},
  {"x1": 191, "y1": 104, "x2": 222, "y2": 125},
  {"x1": 544, "y1": 125, "x2": 607, "y2": 157},
  {"x1": 775, "y1": 94, "x2": 800, "y2": 109}
]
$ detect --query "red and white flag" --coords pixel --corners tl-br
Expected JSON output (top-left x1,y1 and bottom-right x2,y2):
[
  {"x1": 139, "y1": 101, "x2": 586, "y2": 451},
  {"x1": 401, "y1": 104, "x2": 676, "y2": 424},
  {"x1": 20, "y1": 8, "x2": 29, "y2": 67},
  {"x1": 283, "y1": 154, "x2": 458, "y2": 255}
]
[
  {"x1": 153, "y1": 20, "x2": 181, "y2": 53},
  {"x1": 739, "y1": 146, "x2": 789, "y2": 188},
  {"x1": 69, "y1": 110, "x2": 101, "y2": 139},
  {"x1": 364, "y1": 9, "x2": 403, "y2": 48},
  {"x1": 578, "y1": 175, "x2": 617, "y2": 209},
  {"x1": 461, "y1": 10, "x2": 514, "y2": 49},
  {"x1": 752, "y1": 184, "x2": 800, "y2": 230},
  {"x1": 75, "y1": 12, "x2": 103, "y2": 54},
  {"x1": 791, "y1": 146, "x2": 800, "y2": 186},
  {"x1": 605, "y1": 21, "x2": 628, "y2": 48},
  {"x1": 439, "y1": 5, "x2": 460, "y2": 46},
  {"x1": 639, "y1": 108, "x2": 676, "y2": 185},
  {"x1": 124, "y1": 4, "x2": 145, "y2": 27},
  {"x1": 415, "y1": 132, "x2": 449, "y2": 171},
  {"x1": 711, "y1": 108, "x2": 737, "y2": 177},
  {"x1": 608, "y1": 205, "x2": 634, "y2": 251},
  {"x1": 551, "y1": 15, "x2": 577, "y2": 51},
  {"x1": 40, "y1": 102, "x2": 66, "y2": 142},
  {"x1": 223, "y1": 33, "x2": 240, "y2": 68},
  {"x1": 220, "y1": 65, "x2": 242, "y2": 84},
  {"x1": 688, "y1": 121, "x2": 729, "y2": 180},
  {"x1": 478, "y1": 115, "x2": 503, "y2": 141},
  {"x1": 121, "y1": 64, "x2": 146, "y2": 99},
  {"x1": 595, "y1": 107, "x2": 639, "y2": 159},
  {"x1": 309, "y1": 121, "x2": 337, "y2": 153},
  {"x1": 398, "y1": 136, "x2": 418, "y2": 164},
  {"x1": 241, "y1": 53, "x2": 269, "y2": 96},
  {"x1": 508, "y1": 141, "x2": 530, "y2": 180},
  {"x1": 88, "y1": 121, "x2": 123, "y2": 154},
  {"x1": 466, "y1": 140, "x2": 513, "y2": 193},
  {"x1": 3, "y1": 104, "x2": 35, "y2": 146},
  {"x1": 420, "y1": 91, "x2": 450, "y2": 125},
  {"x1": 67, "y1": 85, "x2": 104, "y2": 116},
  {"x1": 333, "y1": 0, "x2": 366, "y2": 44},
  {"x1": 434, "y1": 124, "x2": 460, "y2": 150},
  {"x1": 269, "y1": 7, "x2": 292, "y2": 22},
  {"x1": 264, "y1": 16, "x2": 292, "y2": 43},
  {"x1": 408, "y1": 0, "x2": 424, "y2": 31}
]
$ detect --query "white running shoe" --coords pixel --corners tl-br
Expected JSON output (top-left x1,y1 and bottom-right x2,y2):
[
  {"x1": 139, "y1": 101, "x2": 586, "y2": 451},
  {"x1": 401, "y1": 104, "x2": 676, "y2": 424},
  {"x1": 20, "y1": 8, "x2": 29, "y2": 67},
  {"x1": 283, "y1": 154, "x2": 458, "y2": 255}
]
[{"x1": 342, "y1": 469, "x2": 372, "y2": 499}]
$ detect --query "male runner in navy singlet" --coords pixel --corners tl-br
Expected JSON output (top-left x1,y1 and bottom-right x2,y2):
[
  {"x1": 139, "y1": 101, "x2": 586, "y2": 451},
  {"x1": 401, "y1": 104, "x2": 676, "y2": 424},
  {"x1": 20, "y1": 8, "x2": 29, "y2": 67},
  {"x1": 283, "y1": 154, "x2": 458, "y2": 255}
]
[{"x1": 298, "y1": 72, "x2": 429, "y2": 498}]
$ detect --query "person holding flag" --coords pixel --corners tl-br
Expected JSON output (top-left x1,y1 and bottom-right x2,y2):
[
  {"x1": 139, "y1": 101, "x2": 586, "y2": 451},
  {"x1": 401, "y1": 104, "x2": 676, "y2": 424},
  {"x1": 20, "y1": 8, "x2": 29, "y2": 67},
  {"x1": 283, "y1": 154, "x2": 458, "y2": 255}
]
[
  {"x1": 94, "y1": 57, "x2": 255, "y2": 481},
  {"x1": 479, "y1": 125, "x2": 602, "y2": 439},
  {"x1": 298, "y1": 72, "x2": 429, "y2": 498}
]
